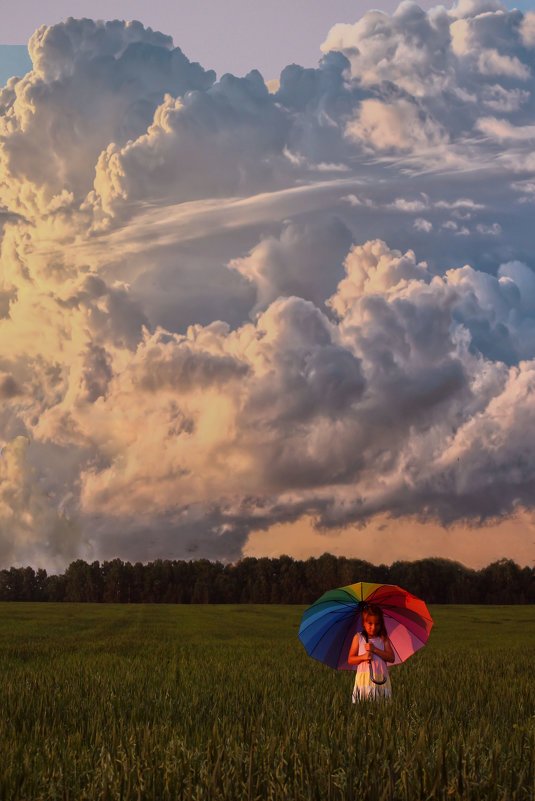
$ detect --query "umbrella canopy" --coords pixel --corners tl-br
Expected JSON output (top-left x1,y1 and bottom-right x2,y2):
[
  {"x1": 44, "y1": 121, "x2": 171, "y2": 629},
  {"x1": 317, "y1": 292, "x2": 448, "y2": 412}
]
[{"x1": 298, "y1": 581, "x2": 433, "y2": 670}]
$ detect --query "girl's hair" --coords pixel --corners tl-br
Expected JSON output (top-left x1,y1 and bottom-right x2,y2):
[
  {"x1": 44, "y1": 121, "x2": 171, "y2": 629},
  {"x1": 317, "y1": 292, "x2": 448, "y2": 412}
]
[{"x1": 361, "y1": 603, "x2": 387, "y2": 638}]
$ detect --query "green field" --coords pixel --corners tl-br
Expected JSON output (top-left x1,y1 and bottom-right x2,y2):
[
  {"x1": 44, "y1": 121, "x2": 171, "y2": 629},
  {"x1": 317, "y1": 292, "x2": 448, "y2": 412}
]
[{"x1": 0, "y1": 604, "x2": 533, "y2": 800}]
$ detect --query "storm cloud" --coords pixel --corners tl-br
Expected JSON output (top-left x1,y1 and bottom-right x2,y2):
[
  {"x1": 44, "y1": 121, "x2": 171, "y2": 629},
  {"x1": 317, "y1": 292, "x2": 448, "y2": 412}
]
[{"x1": 1, "y1": 2, "x2": 535, "y2": 567}]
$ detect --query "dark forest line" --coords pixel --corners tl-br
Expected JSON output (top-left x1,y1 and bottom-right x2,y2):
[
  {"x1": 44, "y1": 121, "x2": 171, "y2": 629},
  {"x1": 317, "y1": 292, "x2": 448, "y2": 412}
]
[{"x1": 0, "y1": 554, "x2": 533, "y2": 604}]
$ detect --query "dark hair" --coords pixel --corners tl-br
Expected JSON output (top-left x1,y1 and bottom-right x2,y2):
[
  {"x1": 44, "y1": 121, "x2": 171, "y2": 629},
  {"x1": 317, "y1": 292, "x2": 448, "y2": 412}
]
[{"x1": 361, "y1": 603, "x2": 387, "y2": 638}]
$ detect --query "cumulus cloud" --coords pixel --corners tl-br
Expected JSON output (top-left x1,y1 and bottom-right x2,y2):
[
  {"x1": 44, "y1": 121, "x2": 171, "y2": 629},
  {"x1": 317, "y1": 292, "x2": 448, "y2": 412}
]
[
  {"x1": 1, "y1": 3, "x2": 535, "y2": 567},
  {"x1": 229, "y1": 217, "x2": 352, "y2": 314},
  {"x1": 345, "y1": 98, "x2": 449, "y2": 152}
]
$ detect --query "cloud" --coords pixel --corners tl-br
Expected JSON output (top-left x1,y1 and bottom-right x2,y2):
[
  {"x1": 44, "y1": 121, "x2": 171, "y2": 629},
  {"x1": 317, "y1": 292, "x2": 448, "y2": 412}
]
[
  {"x1": 345, "y1": 98, "x2": 449, "y2": 153},
  {"x1": 414, "y1": 218, "x2": 433, "y2": 232},
  {"x1": 89, "y1": 70, "x2": 290, "y2": 223},
  {"x1": 0, "y1": 437, "x2": 82, "y2": 568},
  {"x1": 0, "y1": 18, "x2": 215, "y2": 218},
  {"x1": 520, "y1": 11, "x2": 535, "y2": 48},
  {"x1": 476, "y1": 116, "x2": 535, "y2": 141},
  {"x1": 229, "y1": 217, "x2": 352, "y2": 314},
  {"x1": 321, "y1": 2, "x2": 454, "y2": 98},
  {"x1": 477, "y1": 49, "x2": 531, "y2": 80},
  {"x1": 1, "y1": 4, "x2": 535, "y2": 568}
]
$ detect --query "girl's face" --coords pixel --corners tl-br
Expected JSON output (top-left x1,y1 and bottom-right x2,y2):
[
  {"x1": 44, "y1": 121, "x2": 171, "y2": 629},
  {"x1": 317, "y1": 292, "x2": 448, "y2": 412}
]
[{"x1": 363, "y1": 614, "x2": 381, "y2": 638}]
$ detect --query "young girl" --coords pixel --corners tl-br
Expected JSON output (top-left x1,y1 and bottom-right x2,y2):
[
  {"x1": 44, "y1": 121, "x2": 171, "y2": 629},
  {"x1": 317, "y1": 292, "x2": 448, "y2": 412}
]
[{"x1": 348, "y1": 603, "x2": 395, "y2": 702}]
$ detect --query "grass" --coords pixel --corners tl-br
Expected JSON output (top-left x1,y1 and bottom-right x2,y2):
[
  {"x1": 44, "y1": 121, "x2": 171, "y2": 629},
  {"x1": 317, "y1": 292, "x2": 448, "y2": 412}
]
[{"x1": 0, "y1": 603, "x2": 533, "y2": 800}]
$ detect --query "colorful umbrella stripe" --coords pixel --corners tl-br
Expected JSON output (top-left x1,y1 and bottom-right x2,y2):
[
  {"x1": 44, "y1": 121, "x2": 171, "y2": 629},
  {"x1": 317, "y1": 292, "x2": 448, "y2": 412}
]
[{"x1": 298, "y1": 582, "x2": 433, "y2": 670}]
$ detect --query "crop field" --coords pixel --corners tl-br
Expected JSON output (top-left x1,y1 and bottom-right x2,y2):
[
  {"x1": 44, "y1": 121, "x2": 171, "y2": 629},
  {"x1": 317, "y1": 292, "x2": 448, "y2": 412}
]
[{"x1": 0, "y1": 603, "x2": 533, "y2": 801}]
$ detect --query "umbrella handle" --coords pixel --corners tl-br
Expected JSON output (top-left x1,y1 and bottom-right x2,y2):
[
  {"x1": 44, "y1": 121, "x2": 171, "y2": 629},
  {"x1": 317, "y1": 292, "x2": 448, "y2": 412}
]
[
  {"x1": 368, "y1": 658, "x2": 388, "y2": 686},
  {"x1": 363, "y1": 631, "x2": 388, "y2": 685}
]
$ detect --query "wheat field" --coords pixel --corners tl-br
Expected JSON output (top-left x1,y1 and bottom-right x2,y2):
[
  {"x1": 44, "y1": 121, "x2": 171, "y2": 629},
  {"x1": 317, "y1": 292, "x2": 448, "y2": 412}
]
[{"x1": 0, "y1": 603, "x2": 533, "y2": 800}]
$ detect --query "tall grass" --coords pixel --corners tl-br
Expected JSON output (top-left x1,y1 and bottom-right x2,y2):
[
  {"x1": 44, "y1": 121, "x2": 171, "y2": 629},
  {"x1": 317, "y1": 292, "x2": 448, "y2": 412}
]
[{"x1": 0, "y1": 603, "x2": 533, "y2": 800}]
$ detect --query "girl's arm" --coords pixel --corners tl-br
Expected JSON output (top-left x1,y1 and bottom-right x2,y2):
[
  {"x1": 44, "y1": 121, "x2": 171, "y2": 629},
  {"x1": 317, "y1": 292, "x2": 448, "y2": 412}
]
[
  {"x1": 368, "y1": 636, "x2": 395, "y2": 664},
  {"x1": 347, "y1": 634, "x2": 371, "y2": 666}
]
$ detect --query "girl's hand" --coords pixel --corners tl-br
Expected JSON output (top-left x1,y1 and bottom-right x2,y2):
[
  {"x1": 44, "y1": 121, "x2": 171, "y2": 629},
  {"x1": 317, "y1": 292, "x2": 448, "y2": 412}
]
[{"x1": 364, "y1": 643, "x2": 375, "y2": 659}]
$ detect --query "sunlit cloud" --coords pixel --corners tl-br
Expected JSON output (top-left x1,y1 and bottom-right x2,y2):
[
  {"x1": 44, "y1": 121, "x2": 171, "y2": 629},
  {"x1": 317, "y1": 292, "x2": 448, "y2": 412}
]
[{"x1": 1, "y1": 3, "x2": 535, "y2": 569}]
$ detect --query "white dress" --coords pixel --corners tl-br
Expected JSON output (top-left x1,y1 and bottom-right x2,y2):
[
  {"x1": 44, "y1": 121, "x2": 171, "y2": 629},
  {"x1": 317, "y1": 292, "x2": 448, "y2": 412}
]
[{"x1": 352, "y1": 633, "x2": 392, "y2": 702}]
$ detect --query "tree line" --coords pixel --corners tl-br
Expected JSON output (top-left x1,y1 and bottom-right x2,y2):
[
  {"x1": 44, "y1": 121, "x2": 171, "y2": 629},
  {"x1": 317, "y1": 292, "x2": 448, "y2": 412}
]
[{"x1": 0, "y1": 554, "x2": 533, "y2": 604}]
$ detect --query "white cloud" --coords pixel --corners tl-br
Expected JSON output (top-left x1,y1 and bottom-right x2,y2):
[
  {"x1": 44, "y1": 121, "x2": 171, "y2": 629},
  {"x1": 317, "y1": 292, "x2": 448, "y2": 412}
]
[
  {"x1": 477, "y1": 116, "x2": 535, "y2": 141},
  {"x1": 477, "y1": 49, "x2": 530, "y2": 80},
  {"x1": 520, "y1": 10, "x2": 535, "y2": 48},
  {"x1": 321, "y1": 2, "x2": 455, "y2": 98},
  {"x1": 414, "y1": 218, "x2": 433, "y2": 232},
  {"x1": 476, "y1": 222, "x2": 502, "y2": 235},
  {"x1": 345, "y1": 98, "x2": 448, "y2": 153},
  {"x1": 481, "y1": 84, "x2": 529, "y2": 112}
]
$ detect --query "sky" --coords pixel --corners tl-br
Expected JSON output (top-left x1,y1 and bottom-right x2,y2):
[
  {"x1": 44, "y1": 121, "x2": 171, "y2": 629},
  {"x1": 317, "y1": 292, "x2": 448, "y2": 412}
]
[
  {"x1": 1, "y1": 0, "x2": 443, "y2": 81},
  {"x1": 2, "y1": 0, "x2": 531, "y2": 80},
  {"x1": 1, "y1": 0, "x2": 535, "y2": 572}
]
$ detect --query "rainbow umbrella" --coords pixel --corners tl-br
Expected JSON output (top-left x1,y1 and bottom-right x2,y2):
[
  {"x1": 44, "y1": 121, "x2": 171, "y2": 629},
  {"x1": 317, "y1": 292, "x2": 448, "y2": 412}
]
[{"x1": 298, "y1": 582, "x2": 433, "y2": 670}]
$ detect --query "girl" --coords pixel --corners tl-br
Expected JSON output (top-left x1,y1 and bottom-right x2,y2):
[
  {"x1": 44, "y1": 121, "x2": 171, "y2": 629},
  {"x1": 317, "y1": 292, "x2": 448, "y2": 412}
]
[{"x1": 348, "y1": 603, "x2": 395, "y2": 702}]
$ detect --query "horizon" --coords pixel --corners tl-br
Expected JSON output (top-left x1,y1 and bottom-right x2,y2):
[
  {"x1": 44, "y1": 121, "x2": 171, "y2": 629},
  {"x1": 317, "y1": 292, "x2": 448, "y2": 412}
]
[{"x1": 2, "y1": 550, "x2": 528, "y2": 572}]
